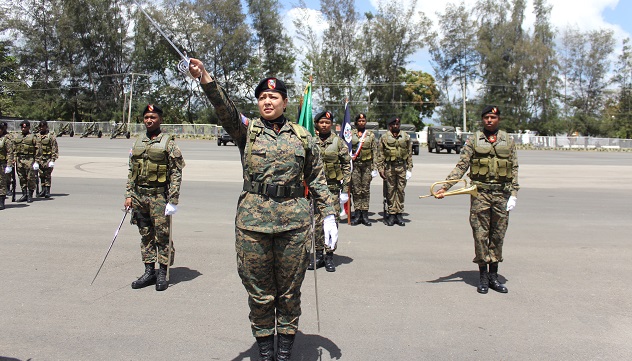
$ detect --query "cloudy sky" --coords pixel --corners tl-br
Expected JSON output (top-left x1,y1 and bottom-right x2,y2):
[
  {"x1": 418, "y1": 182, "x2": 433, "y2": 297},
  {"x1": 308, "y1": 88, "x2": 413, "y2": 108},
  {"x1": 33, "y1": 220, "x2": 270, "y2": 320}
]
[{"x1": 284, "y1": 0, "x2": 632, "y2": 71}]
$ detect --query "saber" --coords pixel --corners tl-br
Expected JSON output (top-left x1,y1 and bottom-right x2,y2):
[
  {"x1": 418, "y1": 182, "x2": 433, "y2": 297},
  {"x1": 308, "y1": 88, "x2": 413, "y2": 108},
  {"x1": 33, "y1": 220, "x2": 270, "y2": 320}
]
[
  {"x1": 310, "y1": 197, "x2": 321, "y2": 333},
  {"x1": 166, "y1": 214, "x2": 173, "y2": 281},
  {"x1": 133, "y1": 0, "x2": 192, "y2": 76},
  {"x1": 91, "y1": 207, "x2": 130, "y2": 285}
]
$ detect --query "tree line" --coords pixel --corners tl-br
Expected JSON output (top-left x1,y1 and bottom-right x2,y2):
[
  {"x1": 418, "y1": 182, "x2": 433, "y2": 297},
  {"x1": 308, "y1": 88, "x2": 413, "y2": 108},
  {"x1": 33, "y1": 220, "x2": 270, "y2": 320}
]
[{"x1": 0, "y1": 0, "x2": 630, "y2": 137}]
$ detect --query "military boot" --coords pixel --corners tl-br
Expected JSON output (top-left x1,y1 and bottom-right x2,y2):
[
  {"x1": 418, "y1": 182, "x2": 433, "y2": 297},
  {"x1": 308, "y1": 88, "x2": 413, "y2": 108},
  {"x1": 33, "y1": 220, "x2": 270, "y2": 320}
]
[
  {"x1": 276, "y1": 333, "x2": 295, "y2": 361},
  {"x1": 44, "y1": 186, "x2": 51, "y2": 198},
  {"x1": 350, "y1": 210, "x2": 362, "y2": 226},
  {"x1": 0, "y1": 196, "x2": 5, "y2": 210},
  {"x1": 155, "y1": 263, "x2": 168, "y2": 291},
  {"x1": 394, "y1": 213, "x2": 405, "y2": 226},
  {"x1": 477, "y1": 264, "x2": 489, "y2": 294},
  {"x1": 307, "y1": 250, "x2": 325, "y2": 270},
  {"x1": 324, "y1": 252, "x2": 336, "y2": 272},
  {"x1": 488, "y1": 262, "x2": 508, "y2": 293},
  {"x1": 361, "y1": 210, "x2": 372, "y2": 226},
  {"x1": 27, "y1": 190, "x2": 34, "y2": 203},
  {"x1": 17, "y1": 190, "x2": 28, "y2": 202},
  {"x1": 38, "y1": 186, "x2": 46, "y2": 198},
  {"x1": 384, "y1": 214, "x2": 395, "y2": 226},
  {"x1": 131, "y1": 263, "x2": 156, "y2": 289},
  {"x1": 255, "y1": 335, "x2": 275, "y2": 361}
]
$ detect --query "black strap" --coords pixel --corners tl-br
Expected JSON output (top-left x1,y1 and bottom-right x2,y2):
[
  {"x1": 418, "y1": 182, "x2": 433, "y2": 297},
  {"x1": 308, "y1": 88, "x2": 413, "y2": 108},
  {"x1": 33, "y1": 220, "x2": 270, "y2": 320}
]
[{"x1": 243, "y1": 181, "x2": 304, "y2": 198}]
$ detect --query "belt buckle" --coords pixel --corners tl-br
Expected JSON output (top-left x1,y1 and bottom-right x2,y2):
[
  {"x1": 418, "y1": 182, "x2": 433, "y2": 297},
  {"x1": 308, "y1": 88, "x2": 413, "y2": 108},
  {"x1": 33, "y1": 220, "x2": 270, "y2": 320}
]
[{"x1": 266, "y1": 184, "x2": 278, "y2": 197}]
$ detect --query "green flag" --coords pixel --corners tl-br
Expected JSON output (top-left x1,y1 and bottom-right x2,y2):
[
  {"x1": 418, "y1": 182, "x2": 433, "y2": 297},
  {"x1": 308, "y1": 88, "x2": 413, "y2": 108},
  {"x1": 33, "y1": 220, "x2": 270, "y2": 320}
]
[{"x1": 297, "y1": 82, "x2": 314, "y2": 136}]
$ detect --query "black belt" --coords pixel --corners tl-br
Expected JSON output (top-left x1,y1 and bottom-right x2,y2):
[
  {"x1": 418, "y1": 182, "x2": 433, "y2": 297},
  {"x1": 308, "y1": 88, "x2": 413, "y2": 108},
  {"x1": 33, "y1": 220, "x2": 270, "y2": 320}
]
[
  {"x1": 386, "y1": 159, "x2": 405, "y2": 164},
  {"x1": 472, "y1": 181, "x2": 509, "y2": 191},
  {"x1": 135, "y1": 185, "x2": 167, "y2": 194},
  {"x1": 243, "y1": 181, "x2": 304, "y2": 198}
]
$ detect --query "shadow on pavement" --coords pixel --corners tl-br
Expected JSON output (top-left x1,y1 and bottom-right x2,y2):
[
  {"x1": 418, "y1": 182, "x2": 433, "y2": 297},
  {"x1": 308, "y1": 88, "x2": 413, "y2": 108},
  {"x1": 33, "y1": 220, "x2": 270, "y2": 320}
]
[
  {"x1": 425, "y1": 270, "x2": 508, "y2": 288},
  {"x1": 231, "y1": 331, "x2": 342, "y2": 361},
  {"x1": 169, "y1": 266, "x2": 202, "y2": 286}
]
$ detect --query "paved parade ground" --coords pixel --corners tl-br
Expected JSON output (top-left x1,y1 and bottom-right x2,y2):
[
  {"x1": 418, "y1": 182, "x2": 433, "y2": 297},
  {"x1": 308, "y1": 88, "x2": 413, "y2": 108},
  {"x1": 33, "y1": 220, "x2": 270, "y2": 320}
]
[{"x1": 1, "y1": 137, "x2": 631, "y2": 361}]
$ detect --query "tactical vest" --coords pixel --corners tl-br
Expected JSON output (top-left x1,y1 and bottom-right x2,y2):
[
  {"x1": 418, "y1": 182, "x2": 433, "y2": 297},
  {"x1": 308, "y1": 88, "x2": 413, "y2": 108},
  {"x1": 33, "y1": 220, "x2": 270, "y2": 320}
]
[
  {"x1": 14, "y1": 133, "x2": 37, "y2": 157},
  {"x1": 130, "y1": 133, "x2": 172, "y2": 186},
  {"x1": 245, "y1": 119, "x2": 308, "y2": 177},
  {"x1": 352, "y1": 130, "x2": 374, "y2": 161},
  {"x1": 382, "y1": 132, "x2": 409, "y2": 161},
  {"x1": 0, "y1": 136, "x2": 6, "y2": 161},
  {"x1": 40, "y1": 134, "x2": 54, "y2": 156},
  {"x1": 469, "y1": 130, "x2": 514, "y2": 183},
  {"x1": 321, "y1": 135, "x2": 344, "y2": 181}
]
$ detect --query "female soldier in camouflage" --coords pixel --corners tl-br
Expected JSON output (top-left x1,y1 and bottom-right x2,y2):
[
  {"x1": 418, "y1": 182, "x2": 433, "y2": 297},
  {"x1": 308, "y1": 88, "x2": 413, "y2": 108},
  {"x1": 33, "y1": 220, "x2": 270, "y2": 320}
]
[{"x1": 188, "y1": 58, "x2": 337, "y2": 361}]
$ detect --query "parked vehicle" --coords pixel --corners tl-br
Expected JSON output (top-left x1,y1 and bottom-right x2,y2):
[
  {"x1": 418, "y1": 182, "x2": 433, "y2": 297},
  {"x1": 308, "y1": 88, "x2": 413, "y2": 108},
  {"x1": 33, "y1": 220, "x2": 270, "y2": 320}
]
[
  {"x1": 400, "y1": 124, "x2": 420, "y2": 155},
  {"x1": 427, "y1": 125, "x2": 462, "y2": 153},
  {"x1": 217, "y1": 127, "x2": 235, "y2": 146}
]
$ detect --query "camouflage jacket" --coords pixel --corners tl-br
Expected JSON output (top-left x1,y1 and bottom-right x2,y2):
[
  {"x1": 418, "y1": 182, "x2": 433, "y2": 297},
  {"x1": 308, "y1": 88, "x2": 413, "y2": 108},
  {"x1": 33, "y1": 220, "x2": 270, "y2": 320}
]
[
  {"x1": 13, "y1": 132, "x2": 42, "y2": 164},
  {"x1": 0, "y1": 133, "x2": 15, "y2": 165},
  {"x1": 201, "y1": 80, "x2": 336, "y2": 233},
  {"x1": 376, "y1": 130, "x2": 413, "y2": 172},
  {"x1": 37, "y1": 132, "x2": 59, "y2": 162},
  {"x1": 316, "y1": 132, "x2": 351, "y2": 194},
  {"x1": 125, "y1": 132, "x2": 186, "y2": 205},
  {"x1": 351, "y1": 129, "x2": 378, "y2": 170},
  {"x1": 443, "y1": 130, "x2": 520, "y2": 197}
]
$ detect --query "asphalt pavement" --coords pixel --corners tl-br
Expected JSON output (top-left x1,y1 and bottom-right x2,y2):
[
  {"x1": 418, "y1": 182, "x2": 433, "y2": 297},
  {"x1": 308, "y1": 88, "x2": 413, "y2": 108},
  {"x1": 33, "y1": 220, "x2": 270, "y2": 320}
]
[{"x1": 1, "y1": 137, "x2": 631, "y2": 360}]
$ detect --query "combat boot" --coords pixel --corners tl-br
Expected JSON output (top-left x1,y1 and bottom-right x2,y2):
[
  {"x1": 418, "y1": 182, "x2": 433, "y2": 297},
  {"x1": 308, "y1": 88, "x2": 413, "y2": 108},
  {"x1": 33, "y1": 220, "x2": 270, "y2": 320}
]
[
  {"x1": 0, "y1": 196, "x2": 5, "y2": 210},
  {"x1": 155, "y1": 263, "x2": 168, "y2": 291},
  {"x1": 477, "y1": 264, "x2": 489, "y2": 294},
  {"x1": 307, "y1": 250, "x2": 325, "y2": 270},
  {"x1": 44, "y1": 186, "x2": 51, "y2": 198},
  {"x1": 394, "y1": 213, "x2": 405, "y2": 226},
  {"x1": 488, "y1": 262, "x2": 508, "y2": 293},
  {"x1": 17, "y1": 190, "x2": 28, "y2": 202},
  {"x1": 384, "y1": 214, "x2": 395, "y2": 226},
  {"x1": 276, "y1": 333, "x2": 295, "y2": 361},
  {"x1": 350, "y1": 211, "x2": 362, "y2": 226},
  {"x1": 255, "y1": 335, "x2": 275, "y2": 361},
  {"x1": 131, "y1": 263, "x2": 156, "y2": 289},
  {"x1": 361, "y1": 210, "x2": 372, "y2": 226},
  {"x1": 38, "y1": 186, "x2": 46, "y2": 198},
  {"x1": 27, "y1": 190, "x2": 34, "y2": 203},
  {"x1": 324, "y1": 252, "x2": 336, "y2": 272}
]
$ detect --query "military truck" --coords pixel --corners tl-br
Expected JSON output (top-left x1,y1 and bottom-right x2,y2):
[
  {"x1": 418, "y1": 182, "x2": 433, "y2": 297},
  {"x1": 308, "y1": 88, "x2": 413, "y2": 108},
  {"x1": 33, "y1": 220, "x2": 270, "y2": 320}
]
[
  {"x1": 399, "y1": 124, "x2": 420, "y2": 155},
  {"x1": 427, "y1": 125, "x2": 461, "y2": 153}
]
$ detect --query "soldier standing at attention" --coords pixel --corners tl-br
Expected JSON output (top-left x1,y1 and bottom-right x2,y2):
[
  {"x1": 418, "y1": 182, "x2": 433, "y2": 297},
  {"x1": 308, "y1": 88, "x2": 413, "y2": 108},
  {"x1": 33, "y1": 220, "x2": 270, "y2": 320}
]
[
  {"x1": 435, "y1": 105, "x2": 519, "y2": 294},
  {"x1": 36, "y1": 120, "x2": 59, "y2": 198},
  {"x1": 377, "y1": 116, "x2": 413, "y2": 226},
  {"x1": 309, "y1": 110, "x2": 351, "y2": 272},
  {"x1": 13, "y1": 120, "x2": 41, "y2": 203},
  {"x1": 124, "y1": 104, "x2": 185, "y2": 292},
  {"x1": 350, "y1": 113, "x2": 378, "y2": 226},
  {"x1": 0, "y1": 122, "x2": 15, "y2": 210},
  {"x1": 188, "y1": 58, "x2": 337, "y2": 361}
]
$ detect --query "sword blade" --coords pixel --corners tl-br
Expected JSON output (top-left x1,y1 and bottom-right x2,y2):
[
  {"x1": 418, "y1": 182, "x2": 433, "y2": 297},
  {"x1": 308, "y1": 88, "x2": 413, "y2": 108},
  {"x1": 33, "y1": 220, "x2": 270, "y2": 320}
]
[
  {"x1": 90, "y1": 208, "x2": 130, "y2": 285},
  {"x1": 133, "y1": 0, "x2": 188, "y2": 62}
]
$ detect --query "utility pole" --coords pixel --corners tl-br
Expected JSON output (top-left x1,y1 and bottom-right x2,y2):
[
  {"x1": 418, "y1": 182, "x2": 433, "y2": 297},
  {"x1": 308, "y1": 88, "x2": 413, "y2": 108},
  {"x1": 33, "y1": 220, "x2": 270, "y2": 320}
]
[
  {"x1": 125, "y1": 73, "x2": 150, "y2": 125},
  {"x1": 462, "y1": 82, "x2": 467, "y2": 132}
]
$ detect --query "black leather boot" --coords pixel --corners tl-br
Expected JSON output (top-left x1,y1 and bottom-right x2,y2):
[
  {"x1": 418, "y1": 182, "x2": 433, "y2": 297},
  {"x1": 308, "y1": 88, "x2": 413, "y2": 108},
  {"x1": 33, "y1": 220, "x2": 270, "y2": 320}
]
[
  {"x1": 307, "y1": 250, "x2": 325, "y2": 270},
  {"x1": 384, "y1": 214, "x2": 395, "y2": 226},
  {"x1": 350, "y1": 210, "x2": 361, "y2": 226},
  {"x1": 361, "y1": 210, "x2": 372, "y2": 226},
  {"x1": 0, "y1": 196, "x2": 5, "y2": 210},
  {"x1": 131, "y1": 263, "x2": 156, "y2": 289},
  {"x1": 155, "y1": 263, "x2": 168, "y2": 291},
  {"x1": 488, "y1": 262, "x2": 508, "y2": 293},
  {"x1": 477, "y1": 264, "x2": 489, "y2": 294},
  {"x1": 276, "y1": 333, "x2": 295, "y2": 361},
  {"x1": 45, "y1": 186, "x2": 51, "y2": 198},
  {"x1": 17, "y1": 190, "x2": 28, "y2": 202},
  {"x1": 395, "y1": 213, "x2": 405, "y2": 226},
  {"x1": 27, "y1": 190, "x2": 33, "y2": 203},
  {"x1": 324, "y1": 252, "x2": 336, "y2": 272},
  {"x1": 256, "y1": 335, "x2": 275, "y2": 361},
  {"x1": 38, "y1": 186, "x2": 46, "y2": 197}
]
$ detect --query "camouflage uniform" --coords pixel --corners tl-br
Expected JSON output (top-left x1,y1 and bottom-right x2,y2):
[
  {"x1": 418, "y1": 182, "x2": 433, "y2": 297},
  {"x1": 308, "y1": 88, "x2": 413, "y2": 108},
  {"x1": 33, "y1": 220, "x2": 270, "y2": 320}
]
[
  {"x1": 376, "y1": 130, "x2": 413, "y2": 215},
  {"x1": 13, "y1": 131, "x2": 41, "y2": 195},
  {"x1": 0, "y1": 131, "x2": 15, "y2": 199},
  {"x1": 350, "y1": 129, "x2": 377, "y2": 211},
  {"x1": 200, "y1": 80, "x2": 335, "y2": 337},
  {"x1": 443, "y1": 130, "x2": 519, "y2": 265},
  {"x1": 314, "y1": 132, "x2": 351, "y2": 253},
  {"x1": 125, "y1": 132, "x2": 185, "y2": 266},
  {"x1": 37, "y1": 132, "x2": 59, "y2": 188}
]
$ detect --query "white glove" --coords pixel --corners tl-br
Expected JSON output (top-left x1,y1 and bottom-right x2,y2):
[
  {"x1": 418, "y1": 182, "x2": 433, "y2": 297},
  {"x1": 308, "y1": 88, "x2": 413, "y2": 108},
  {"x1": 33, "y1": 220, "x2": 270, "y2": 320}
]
[
  {"x1": 164, "y1": 203, "x2": 177, "y2": 216},
  {"x1": 371, "y1": 170, "x2": 378, "y2": 178},
  {"x1": 405, "y1": 170, "x2": 412, "y2": 180},
  {"x1": 323, "y1": 214, "x2": 338, "y2": 249},
  {"x1": 48, "y1": 161, "x2": 55, "y2": 168},
  {"x1": 506, "y1": 196, "x2": 517, "y2": 211},
  {"x1": 33, "y1": 162, "x2": 40, "y2": 171},
  {"x1": 4, "y1": 166, "x2": 11, "y2": 174},
  {"x1": 339, "y1": 192, "x2": 349, "y2": 205}
]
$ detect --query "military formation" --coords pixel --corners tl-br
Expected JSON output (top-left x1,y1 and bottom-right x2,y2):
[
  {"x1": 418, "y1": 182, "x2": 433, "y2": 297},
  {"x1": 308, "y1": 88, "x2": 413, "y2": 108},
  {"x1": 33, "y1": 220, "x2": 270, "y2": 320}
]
[{"x1": 1, "y1": 120, "x2": 59, "y2": 209}]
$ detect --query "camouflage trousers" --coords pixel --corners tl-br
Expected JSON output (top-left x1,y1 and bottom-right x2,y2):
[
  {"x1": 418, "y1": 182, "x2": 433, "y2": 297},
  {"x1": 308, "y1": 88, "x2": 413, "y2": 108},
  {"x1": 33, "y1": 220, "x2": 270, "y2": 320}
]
[
  {"x1": 0, "y1": 161, "x2": 7, "y2": 196},
  {"x1": 38, "y1": 157, "x2": 54, "y2": 187},
  {"x1": 236, "y1": 226, "x2": 311, "y2": 337},
  {"x1": 314, "y1": 186, "x2": 340, "y2": 252},
  {"x1": 469, "y1": 190, "x2": 510, "y2": 265},
  {"x1": 351, "y1": 159, "x2": 373, "y2": 211},
  {"x1": 16, "y1": 157, "x2": 36, "y2": 191},
  {"x1": 130, "y1": 187, "x2": 174, "y2": 266},
  {"x1": 383, "y1": 162, "x2": 407, "y2": 214}
]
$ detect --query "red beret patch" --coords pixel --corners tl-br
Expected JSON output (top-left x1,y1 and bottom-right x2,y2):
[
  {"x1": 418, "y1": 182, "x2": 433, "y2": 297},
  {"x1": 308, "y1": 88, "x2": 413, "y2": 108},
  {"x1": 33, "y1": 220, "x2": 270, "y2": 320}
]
[{"x1": 268, "y1": 79, "x2": 276, "y2": 90}]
